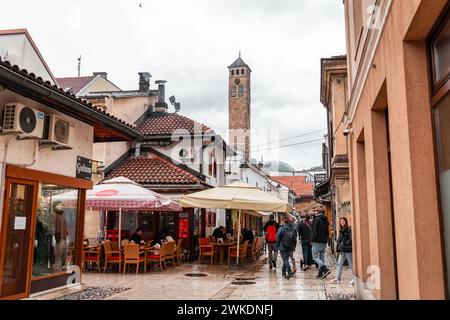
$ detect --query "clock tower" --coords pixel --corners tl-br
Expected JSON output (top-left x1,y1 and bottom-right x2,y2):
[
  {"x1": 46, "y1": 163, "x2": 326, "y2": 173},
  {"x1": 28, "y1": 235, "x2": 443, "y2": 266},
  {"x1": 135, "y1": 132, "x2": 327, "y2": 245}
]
[{"x1": 228, "y1": 54, "x2": 252, "y2": 160}]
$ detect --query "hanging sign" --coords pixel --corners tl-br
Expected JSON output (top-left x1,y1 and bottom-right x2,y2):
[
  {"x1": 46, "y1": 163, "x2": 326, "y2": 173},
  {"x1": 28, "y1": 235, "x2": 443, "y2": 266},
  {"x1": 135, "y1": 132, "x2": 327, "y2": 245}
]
[{"x1": 76, "y1": 156, "x2": 92, "y2": 180}]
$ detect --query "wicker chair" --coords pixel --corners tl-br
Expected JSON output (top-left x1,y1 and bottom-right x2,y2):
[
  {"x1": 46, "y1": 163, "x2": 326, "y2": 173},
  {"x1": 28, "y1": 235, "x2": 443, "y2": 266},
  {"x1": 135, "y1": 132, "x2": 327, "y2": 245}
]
[
  {"x1": 123, "y1": 244, "x2": 146, "y2": 274},
  {"x1": 146, "y1": 245, "x2": 165, "y2": 272},
  {"x1": 199, "y1": 237, "x2": 215, "y2": 265},
  {"x1": 103, "y1": 240, "x2": 122, "y2": 273},
  {"x1": 175, "y1": 238, "x2": 183, "y2": 264},
  {"x1": 228, "y1": 240, "x2": 249, "y2": 266},
  {"x1": 82, "y1": 245, "x2": 101, "y2": 272}
]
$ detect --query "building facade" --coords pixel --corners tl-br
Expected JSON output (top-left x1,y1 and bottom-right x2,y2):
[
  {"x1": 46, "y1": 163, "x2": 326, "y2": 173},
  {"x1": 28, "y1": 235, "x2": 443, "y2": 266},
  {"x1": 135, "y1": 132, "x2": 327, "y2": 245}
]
[
  {"x1": 343, "y1": 0, "x2": 449, "y2": 299},
  {"x1": 316, "y1": 55, "x2": 352, "y2": 250},
  {"x1": 0, "y1": 29, "x2": 140, "y2": 299}
]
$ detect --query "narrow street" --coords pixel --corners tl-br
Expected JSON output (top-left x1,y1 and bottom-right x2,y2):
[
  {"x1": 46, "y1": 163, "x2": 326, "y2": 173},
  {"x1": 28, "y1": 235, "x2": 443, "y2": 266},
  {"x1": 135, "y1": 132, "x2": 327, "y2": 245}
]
[{"x1": 31, "y1": 249, "x2": 355, "y2": 301}]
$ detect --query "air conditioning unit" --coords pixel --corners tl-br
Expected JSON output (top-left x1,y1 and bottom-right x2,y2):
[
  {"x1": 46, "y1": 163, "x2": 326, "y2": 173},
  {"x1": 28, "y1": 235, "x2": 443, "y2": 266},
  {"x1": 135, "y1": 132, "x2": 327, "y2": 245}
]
[
  {"x1": 45, "y1": 114, "x2": 71, "y2": 146},
  {"x1": 2, "y1": 102, "x2": 45, "y2": 138},
  {"x1": 179, "y1": 148, "x2": 195, "y2": 161}
]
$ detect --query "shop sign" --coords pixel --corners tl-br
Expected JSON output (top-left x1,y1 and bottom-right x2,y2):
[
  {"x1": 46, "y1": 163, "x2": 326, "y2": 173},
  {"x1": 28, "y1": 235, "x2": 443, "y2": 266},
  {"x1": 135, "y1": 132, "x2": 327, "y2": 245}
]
[
  {"x1": 314, "y1": 174, "x2": 327, "y2": 185},
  {"x1": 76, "y1": 156, "x2": 92, "y2": 180}
]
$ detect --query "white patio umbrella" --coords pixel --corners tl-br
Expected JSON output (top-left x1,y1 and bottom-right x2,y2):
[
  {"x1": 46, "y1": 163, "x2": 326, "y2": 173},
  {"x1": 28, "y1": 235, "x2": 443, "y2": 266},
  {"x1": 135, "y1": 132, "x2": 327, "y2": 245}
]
[
  {"x1": 178, "y1": 182, "x2": 292, "y2": 264},
  {"x1": 53, "y1": 176, "x2": 181, "y2": 247}
]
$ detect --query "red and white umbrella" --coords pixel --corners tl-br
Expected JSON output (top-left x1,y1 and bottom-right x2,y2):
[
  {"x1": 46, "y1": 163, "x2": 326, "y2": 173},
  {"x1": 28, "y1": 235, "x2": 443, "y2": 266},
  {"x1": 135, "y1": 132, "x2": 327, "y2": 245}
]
[
  {"x1": 54, "y1": 177, "x2": 181, "y2": 211},
  {"x1": 53, "y1": 177, "x2": 181, "y2": 246}
]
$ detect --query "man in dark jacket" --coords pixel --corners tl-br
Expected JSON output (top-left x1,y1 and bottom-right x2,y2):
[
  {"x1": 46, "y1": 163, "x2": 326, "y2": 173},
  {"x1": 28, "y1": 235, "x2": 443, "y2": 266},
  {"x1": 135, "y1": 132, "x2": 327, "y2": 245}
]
[
  {"x1": 276, "y1": 215, "x2": 297, "y2": 280},
  {"x1": 311, "y1": 211, "x2": 331, "y2": 279},
  {"x1": 264, "y1": 215, "x2": 280, "y2": 269},
  {"x1": 297, "y1": 214, "x2": 313, "y2": 271}
]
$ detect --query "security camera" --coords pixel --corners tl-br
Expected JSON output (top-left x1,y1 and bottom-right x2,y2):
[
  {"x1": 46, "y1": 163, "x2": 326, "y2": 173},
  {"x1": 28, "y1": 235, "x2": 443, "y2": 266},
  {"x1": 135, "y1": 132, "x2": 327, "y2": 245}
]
[{"x1": 343, "y1": 129, "x2": 353, "y2": 137}]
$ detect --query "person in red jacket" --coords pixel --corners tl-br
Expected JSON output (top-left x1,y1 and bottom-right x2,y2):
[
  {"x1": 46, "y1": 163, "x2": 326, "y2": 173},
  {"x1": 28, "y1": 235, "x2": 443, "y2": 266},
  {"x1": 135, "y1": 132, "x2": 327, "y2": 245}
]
[{"x1": 263, "y1": 214, "x2": 280, "y2": 270}]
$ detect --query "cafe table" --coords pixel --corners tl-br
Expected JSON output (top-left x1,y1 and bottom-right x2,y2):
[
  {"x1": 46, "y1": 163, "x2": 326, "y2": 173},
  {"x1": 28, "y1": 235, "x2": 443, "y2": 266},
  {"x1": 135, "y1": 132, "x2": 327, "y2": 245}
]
[{"x1": 212, "y1": 242, "x2": 234, "y2": 265}]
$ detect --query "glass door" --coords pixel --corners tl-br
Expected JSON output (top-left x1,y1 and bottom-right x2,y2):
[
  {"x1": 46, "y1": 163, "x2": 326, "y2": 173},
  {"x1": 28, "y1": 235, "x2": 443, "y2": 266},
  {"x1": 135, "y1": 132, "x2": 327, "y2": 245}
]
[{"x1": 0, "y1": 179, "x2": 37, "y2": 299}]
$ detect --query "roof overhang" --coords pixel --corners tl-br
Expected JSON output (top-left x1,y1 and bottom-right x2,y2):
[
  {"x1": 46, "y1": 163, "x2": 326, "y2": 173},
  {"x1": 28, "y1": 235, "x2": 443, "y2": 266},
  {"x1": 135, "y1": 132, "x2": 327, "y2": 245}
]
[{"x1": 0, "y1": 62, "x2": 144, "y2": 143}]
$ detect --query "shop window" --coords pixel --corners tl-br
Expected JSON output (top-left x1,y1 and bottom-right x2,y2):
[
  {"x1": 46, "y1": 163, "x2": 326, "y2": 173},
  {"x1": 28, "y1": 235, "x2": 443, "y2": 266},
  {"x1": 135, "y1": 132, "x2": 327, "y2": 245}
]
[
  {"x1": 431, "y1": 12, "x2": 450, "y2": 88},
  {"x1": 32, "y1": 184, "x2": 79, "y2": 278}
]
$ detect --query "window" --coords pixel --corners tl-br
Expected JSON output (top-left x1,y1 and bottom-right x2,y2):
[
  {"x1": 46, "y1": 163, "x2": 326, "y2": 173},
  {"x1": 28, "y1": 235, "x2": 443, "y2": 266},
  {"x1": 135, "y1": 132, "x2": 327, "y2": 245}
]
[
  {"x1": 430, "y1": 12, "x2": 450, "y2": 89},
  {"x1": 238, "y1": 84, "x2": 244, "y2": 97},
  {"x1": 241, "y1": 69, "x2": 245, "y2": 75},
  {"x1": 33, "y1": 184, "x2": 79, "y2": 277},
  {"x1": 231, "y1": 85, "x2": 237, "y2": 97},
  {"x1": 231, "y1": 70, "x2": 235, "y2": 76},
  {"x1": 236, "y1": 69, "x2": 240, "y2": 75}
]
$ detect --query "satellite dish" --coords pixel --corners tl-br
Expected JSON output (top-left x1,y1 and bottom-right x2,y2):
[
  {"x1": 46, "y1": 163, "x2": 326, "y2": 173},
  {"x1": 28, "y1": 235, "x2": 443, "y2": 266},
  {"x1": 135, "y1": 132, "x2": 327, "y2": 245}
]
[
  {"x1": 169, "y1": 95, "x2": 176, "y2": 105},
  {"x1": 19, "y1": 107, "x2": 37, "y2": 134},
  {"x1": 174, "y1": 102, "x2": 181, "y2": 113}
]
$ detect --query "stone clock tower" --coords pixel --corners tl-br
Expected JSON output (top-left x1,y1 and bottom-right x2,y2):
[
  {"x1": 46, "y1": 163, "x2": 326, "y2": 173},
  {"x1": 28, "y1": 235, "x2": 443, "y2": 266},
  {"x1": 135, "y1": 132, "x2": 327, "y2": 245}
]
[{"x1": 228, "y1": 54, "x2": 252, "y2": 160}]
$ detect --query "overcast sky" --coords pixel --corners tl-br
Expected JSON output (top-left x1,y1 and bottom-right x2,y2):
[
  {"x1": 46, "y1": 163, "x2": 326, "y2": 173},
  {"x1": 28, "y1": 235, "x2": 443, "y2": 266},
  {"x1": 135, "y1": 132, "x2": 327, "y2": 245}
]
[{"x1": 0, "y1": 0, "x2": 346, "y2": 171}]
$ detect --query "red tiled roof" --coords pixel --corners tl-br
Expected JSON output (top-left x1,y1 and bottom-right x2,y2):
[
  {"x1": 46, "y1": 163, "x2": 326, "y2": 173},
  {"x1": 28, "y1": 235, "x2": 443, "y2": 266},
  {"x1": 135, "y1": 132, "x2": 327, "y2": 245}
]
[
  {"x1": 56, "y1": 76, "x2": 95, "y2": 95},
  {"x1": 137, "y1": 112, "x2": 212, "y2": 136},
  {"x1": 105, "y1": 152, "x2": 200, "y2": 185},
  {"x1": 0, "y1": 58, "x2": 136, "y2": 131},
  {"x1": 271, "y1": 176, "x2": 314, "y2": 197}
]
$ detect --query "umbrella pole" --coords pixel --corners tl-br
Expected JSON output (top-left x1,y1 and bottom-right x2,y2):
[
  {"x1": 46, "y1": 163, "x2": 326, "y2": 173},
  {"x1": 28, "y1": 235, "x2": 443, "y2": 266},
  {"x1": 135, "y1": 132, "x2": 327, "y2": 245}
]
[
  {"x1": 104, "y1": 210, "x2": 108, "y2": 242},
  {"x1": 236, "y1": 209, "x2": 241, "y2": 265},
  {"x1": 119, "y1": 208, "x2": 122, "y2": 249}
]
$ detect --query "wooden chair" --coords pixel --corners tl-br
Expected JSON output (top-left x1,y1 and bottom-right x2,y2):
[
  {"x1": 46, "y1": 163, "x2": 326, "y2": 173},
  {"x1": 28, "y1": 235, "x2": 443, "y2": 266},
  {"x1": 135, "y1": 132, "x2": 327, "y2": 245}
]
[
  {"x1": 103, "y1": 240, "x2": 122, "y2": 273},
  {"x1": 121, "y1": 239, "x2": 130, "y2": 246},
  {"x1": 247, "y1": 237, "x2": 260, "y2": 261},
  {"x1": 146, "y1": 246, "x2": 165, "y2": 272},
  {"x1": 163, "y1": 241, "x2": 177, "y2": 267},
  {"x1": 175, "y1": 238, "x2": 183, "y2": 265},
  {"x1": 228, "y1": 240, "x2": 249, "y2": 266},
  {"x1": 82, "y1": 245, "x2": 101, "y2": 272},
  {"x1": 123, "y1": 244, "x2": 146, "y2": 274},
  {"x1": 199, "y1": 237, "x2": 215, "y2": 265}
]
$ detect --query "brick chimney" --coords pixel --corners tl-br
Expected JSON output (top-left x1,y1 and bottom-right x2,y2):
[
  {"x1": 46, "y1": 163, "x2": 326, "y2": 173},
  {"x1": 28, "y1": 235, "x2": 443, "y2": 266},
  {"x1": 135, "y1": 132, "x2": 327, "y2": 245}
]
[
  {"x1": 154, "y1": 80, "x2": 168, "y2": 112},
  {"x1": 138, "y1": 72, "x2": 152, "y2": 92},
  {"x1": 93, "y1": 72, "x2": 107, "y2": 79}
]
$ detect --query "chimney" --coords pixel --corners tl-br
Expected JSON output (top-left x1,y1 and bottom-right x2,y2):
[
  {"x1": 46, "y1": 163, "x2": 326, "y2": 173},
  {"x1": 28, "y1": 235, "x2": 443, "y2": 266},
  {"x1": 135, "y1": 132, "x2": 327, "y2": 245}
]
[
  {"x1": 154, "y1": 80, "x2": 168, "y2": 113},
  {"x1": 93, "y1": 72, "x2": 107, "y2": 79},
  {"x1": 138, "y1": 72, "x2": 152, "y2": 92}
]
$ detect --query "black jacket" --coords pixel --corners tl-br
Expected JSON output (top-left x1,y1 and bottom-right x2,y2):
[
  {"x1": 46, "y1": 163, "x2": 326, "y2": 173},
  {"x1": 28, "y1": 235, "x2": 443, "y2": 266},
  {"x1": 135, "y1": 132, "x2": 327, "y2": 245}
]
[
  {"x1": 297, "y1": 220, "x2": 312, "y2": 242},
  {"x1": 336, "y1": 227, "x2": 352, "y2": 253},
  {"x1": 311, "y1": 214, "x2": 329, "y2": 244}
]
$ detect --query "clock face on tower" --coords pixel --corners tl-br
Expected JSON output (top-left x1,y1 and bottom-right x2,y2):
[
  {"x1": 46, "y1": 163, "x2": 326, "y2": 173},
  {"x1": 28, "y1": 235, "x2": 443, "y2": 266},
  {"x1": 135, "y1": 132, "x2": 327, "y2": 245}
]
[{"x1": 234, "y1": 78, "x2": 241, "y2": 85}]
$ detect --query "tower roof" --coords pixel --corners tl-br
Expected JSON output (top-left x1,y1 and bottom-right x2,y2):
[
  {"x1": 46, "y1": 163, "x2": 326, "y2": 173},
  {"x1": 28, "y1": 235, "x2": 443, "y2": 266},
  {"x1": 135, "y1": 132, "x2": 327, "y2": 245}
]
[{"x1": 228, "y1": 56, "x2": 252, "y2": 71}]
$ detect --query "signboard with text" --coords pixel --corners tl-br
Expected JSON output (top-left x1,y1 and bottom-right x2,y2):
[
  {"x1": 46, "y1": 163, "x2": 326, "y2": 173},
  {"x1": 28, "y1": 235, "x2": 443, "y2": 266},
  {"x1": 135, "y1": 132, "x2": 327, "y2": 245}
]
[{"x1": 76, "y1": 156, "x2": 93, "y2": 180}]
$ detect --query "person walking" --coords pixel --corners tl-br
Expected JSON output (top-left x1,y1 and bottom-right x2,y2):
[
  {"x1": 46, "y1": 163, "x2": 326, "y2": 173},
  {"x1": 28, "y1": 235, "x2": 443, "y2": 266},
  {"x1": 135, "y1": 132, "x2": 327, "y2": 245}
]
[
  {"x1": 276, "y1": 215, "x2": 298, "y2": 280},
  {"x1": 264, "y1": 214, "x2": 280, "y2": 270},
  {"x1": 298, "y1": 213, "x2": 313, "y2": 271},
  {"x1": 331, "y1": 217, "x2": 354, "y2": 285},
  {"x1": 311, "y1": 210, "x2": 331, "y2": 279}
]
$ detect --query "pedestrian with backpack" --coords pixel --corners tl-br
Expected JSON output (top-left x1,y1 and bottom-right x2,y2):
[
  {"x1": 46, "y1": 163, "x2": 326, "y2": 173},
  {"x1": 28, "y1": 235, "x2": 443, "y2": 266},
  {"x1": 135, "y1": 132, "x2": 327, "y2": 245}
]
[
  {"x1": 264, "y1": 214, "x2": 280, "y2": 270},
  {"x1": 311, "y1": 210, "x2": 331, "y2": 279},
  {"x1": 298, "y1": 213, "x2": 313, "y2": 271},
  {"x1": 276, "y1": 215, "x2": 298, "y2": 280},
  {"x1": 331, "y1": 217, "x2": 354, "y2": 285}
]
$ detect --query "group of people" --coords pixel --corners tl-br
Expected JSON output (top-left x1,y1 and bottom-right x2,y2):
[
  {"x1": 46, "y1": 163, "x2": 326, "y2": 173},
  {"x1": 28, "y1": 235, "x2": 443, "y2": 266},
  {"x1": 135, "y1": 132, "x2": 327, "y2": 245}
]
[
  {"x1": 264, "y1": 211, "x2": 354, "y2": 284},
  {"x1": 128, "y1": 227, "x2": 175, "y2": 248}
]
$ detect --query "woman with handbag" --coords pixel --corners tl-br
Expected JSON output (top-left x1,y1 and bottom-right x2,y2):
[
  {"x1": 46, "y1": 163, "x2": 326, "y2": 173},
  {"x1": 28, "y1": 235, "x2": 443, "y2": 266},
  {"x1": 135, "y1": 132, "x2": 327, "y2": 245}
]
[{"x1": 331, "y1": 217, "x2": 354, "y2": 285}]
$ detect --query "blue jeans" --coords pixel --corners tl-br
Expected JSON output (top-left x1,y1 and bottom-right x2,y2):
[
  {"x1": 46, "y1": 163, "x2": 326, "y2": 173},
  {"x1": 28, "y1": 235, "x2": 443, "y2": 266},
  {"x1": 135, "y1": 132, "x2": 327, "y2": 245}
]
[
  {"x1": 336, "y1": 252, "x2": 354, "y2": 280},
  {"x1": 280, "y1": 250, "x2": 292, "y2": 276},
  {"x1": 311, "y1": 242, "x2": 327, "y2": 268},
  {"x1": 301, "y1": 241, "x2": 312, "y2": 266}
]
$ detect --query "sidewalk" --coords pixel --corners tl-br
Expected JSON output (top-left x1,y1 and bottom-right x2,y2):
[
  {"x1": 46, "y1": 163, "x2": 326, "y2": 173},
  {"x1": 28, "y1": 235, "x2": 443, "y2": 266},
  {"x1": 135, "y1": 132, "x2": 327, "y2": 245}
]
[{"x1": 31, "y1": 248, "x2": 355, "y2": 300}]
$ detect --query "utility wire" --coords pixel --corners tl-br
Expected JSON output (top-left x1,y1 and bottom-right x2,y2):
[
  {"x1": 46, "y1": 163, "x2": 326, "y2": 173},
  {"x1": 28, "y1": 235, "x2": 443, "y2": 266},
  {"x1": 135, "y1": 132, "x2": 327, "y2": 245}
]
[
  {"x1": 252, "y1": 128, "x2": 326, "y2": 150},
  {"x1": 253, "y1": 138, "x2": 324, "y2": 153}
]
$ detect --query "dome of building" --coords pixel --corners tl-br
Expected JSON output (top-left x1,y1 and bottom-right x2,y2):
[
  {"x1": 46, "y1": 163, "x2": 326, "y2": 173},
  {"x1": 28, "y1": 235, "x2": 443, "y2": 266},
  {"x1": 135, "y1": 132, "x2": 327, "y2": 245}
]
[{"x1": 262, "y1": 160, "x2": 296, "y2": 173}]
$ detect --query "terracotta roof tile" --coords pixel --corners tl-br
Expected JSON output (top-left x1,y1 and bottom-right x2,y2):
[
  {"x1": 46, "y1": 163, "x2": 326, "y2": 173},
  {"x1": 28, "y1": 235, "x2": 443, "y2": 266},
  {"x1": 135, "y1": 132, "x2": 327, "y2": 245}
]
[
  {"x1": 56, "y1": 76, "x2": 95, "y2": 95},
  {"x1": 105, "y1": 152, "x2": 200, "y2": 185},
  {"x1": 271, "y1": 176, "x2": 314, "y2": 197},
  {"x1": 137, "y1": 112, "x2": 212, "y2": 136},
  {"x1": 0, "y1": 58, "x2": 136, "y2": 131}
]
